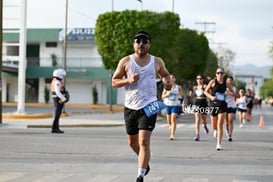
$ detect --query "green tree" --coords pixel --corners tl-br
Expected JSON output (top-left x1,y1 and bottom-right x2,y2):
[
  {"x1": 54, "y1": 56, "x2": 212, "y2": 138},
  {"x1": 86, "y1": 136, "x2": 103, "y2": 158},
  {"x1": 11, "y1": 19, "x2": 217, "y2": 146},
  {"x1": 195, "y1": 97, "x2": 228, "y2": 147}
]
[
  {"x1": 167, "y1": 29, "x2": 209, "y2": 80},
  {"x1": 44, "y1": 86, "x2": 50, "y2": 103},
  {"x1": 234, "y1": 79, "x2": 246, "y2": 91},
  {"x1": 260, "y1": 33, "x2": 273, "y2": 98},
  {"x1": 203, "y1": 49, "x2": 218, "y2": 80},
  {"x1": 260, "y1": 78, "x2": 273, "y2": 98},
  {"x1": 92, "y1": 86, "x2": 98, "y2": 104},
  {"x1": 260, "y1": 68, "x2": 273, "y2": 98},
  {"x1": 95, "y1": 10, "x2": 210, "y2": 83},
  {"x1": 95, "y1": 10, "x2": 180, "y2": 70}
]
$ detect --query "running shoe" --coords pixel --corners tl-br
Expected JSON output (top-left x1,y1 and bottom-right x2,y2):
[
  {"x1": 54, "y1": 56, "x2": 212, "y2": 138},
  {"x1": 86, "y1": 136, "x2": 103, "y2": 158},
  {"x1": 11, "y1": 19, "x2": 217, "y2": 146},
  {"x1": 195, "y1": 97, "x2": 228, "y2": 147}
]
[
  {"x1": 204, "y1": 126, "x2": 209, "y2": 134},
  {"x1": 216, "y1": 144, "x2": 221, "y2": 150},
  {"x1": 213, "y1": 130, "x2": 217, "y2": 138},
  {"x1": 225, "y1": 130, "x2": 229, "y2": 138},
  {"x1": 145, "y1": 164, "x2": 150, "y2": 176},
  {"x1": 169, "y1": 137, "x2": 175, "y2": 141},
  {"x1": 247, "y1": 115, "x2": 252, "y2": 121},
  {"x1": 228, "y1": 136, "x2": 233, "y2": 142},
  {"x1": 194, "y1": 134, "x2": 200, "y2": 141},
  {"x1": 239, "y1": 124, "x2": 243, "y2": 128},
  {"x1": 136, "y1": 176, "x2": 143, "y2": 182}
]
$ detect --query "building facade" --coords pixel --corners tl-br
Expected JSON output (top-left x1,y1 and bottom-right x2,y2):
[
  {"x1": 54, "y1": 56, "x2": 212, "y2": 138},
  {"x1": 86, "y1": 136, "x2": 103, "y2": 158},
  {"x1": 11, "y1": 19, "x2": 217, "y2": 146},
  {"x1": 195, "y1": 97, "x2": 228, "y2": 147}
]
[{"x1": 2, "y1": 28, "x2": 123, "y2": 105}]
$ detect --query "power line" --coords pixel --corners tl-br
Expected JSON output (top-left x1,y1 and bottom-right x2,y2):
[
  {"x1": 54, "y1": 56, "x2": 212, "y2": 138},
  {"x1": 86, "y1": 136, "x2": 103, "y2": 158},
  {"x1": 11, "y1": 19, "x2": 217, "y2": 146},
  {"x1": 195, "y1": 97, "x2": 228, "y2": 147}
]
[{"x1": 195, "y1": 21, "x2": 216, "y2": 34}]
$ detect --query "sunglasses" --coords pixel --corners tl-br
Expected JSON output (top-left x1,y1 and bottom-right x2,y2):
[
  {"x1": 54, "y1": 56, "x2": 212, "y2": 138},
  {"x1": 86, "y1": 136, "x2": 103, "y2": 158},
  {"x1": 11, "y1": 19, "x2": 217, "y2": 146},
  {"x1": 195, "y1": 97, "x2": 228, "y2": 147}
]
[
  {"x1": 196, "y1": 78, "x2": 203, "y2": 80},
  {"x1": 216, "y1": 71, "x2": 225, "y2": 75},
  {"x1": 134, "y1": 39, "x2": 150, "y2": 44}
]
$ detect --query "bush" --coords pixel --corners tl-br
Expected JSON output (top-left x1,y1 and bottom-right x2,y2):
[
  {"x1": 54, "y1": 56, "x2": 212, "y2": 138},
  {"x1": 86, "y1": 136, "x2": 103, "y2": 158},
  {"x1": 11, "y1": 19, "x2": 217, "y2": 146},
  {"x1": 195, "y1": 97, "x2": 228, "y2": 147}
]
[{"x1": 44, "y1": 86, "x2": 50, "y2": 103}]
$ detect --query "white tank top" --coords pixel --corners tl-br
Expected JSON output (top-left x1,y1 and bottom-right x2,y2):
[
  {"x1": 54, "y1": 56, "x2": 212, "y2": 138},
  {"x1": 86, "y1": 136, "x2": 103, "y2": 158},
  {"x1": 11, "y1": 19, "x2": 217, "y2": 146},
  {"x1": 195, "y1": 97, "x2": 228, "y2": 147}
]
[
  {"x1": 238, "y1": 96, "x2": 247, "y2": 110},
  {"x1": 124, "y1": 55, "x2": 157, "y2": 110},
  {"x1": 164, "y1": 85, "x2": 180, "y2": 106},
  {"x1": 226, "y1": 86, "x2": 237, "y2": 108}
]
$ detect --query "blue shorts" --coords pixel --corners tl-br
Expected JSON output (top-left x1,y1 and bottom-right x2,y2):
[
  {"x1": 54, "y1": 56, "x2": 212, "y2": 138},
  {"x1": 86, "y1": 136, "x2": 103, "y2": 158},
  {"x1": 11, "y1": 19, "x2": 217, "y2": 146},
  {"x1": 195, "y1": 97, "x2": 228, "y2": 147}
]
[
  {"x1": 165, "y1": 105, "x2": 180, "y2": 115},
  {"x1": 227, "y1": 107, "x2": 237, "y2": 114}
]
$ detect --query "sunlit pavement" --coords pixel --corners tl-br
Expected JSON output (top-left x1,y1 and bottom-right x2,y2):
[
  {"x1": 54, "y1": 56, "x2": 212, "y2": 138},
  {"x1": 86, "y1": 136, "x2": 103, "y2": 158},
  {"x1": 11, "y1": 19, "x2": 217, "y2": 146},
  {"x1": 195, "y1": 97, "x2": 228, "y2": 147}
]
[{"x1": 0, "y1": 104, "x2": 272, "y2": 181}]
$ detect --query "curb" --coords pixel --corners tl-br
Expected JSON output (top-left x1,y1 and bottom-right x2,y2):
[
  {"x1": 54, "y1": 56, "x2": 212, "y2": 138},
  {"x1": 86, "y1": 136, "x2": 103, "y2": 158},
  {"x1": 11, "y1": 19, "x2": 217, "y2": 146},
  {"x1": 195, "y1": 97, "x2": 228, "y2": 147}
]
[
  {"x1": 27, "y1": 123, "x2": 125, "y2": 128},
  {"x1": 3, "y1": 102, "x2": 124, "y2": 111},
  {"x1": 3, "y1": 113, "x2": 53, "y2": 119},
  {"x1": 3, "y1": 103, "x2": 124, "y2": 119}
]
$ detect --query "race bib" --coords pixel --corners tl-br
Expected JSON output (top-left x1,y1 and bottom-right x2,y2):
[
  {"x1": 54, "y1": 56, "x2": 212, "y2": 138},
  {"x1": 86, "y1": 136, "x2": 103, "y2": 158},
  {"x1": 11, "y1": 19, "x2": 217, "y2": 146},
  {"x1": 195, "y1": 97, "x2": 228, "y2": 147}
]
[
  {"x1": 168, "y1": 93, "x2": 176, "y2": 101},
  {"x1": 215, "y1": 92, "x2": 226, "y2": 102},
  {"x1": 143, "y1": 100, "x2": 165, "y2": 118}
]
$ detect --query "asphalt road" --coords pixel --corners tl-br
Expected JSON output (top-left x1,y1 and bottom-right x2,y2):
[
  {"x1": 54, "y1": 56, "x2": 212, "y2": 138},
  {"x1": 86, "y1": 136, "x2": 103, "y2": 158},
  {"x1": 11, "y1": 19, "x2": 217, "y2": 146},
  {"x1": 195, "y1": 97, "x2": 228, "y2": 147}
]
[{"x1": 0, "y1": 105, "x2": 273, "y2": 182}]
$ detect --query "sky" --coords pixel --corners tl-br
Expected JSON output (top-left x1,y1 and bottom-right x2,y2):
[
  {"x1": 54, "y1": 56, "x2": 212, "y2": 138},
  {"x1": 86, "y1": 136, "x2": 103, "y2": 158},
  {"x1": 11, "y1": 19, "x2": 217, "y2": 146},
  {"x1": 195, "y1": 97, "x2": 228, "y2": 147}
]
[{"x1": 3, "y1": 0, "x2": 273, "y2": 68}]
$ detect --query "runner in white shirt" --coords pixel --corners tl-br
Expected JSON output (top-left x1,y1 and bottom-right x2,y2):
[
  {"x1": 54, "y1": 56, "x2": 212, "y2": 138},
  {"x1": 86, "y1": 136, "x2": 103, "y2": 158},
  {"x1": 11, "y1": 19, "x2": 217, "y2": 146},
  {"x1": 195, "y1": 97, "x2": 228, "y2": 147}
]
[
  {"x1": 236, "y1": 89, "x2": 247, "y2": 128},
  {"x1": 112, "y1": 30, "x2": 171, "y2": 182},
  {"x1": 162, "y1": 75, "x2": 183, "y2": 140},
  {"x1": 225, "y1": 76, "x2": 238, "y2": 141}
]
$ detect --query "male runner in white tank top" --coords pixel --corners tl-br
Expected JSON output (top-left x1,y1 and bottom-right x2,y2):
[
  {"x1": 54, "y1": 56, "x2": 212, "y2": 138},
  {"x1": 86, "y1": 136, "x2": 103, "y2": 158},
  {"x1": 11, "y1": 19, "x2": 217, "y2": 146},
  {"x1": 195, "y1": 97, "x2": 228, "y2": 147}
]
[{"x1": 112, "y1": 30, "x2": 171, "y2": 182}]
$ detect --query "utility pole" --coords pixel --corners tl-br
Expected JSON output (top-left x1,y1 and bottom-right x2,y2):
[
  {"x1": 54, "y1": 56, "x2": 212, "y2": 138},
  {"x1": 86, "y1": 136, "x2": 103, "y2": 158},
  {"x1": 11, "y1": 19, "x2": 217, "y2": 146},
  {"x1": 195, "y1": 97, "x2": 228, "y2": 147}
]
[
  {"x1": 108, "y1": 0, "x2": 114, "y2": 113},
  {"x1": 213, "y1": 41, "x2": 227, "y2": 54},
  {"x1": 63, "y1": 0, "x2": 68, "y2": 80},
  {"x1": 172, "y1": 0, "x2": 175, "y2": 12},
  {"x1": 195, "y1": 21, "x2": 216, "y2": 34},
  {"x1": 17, "y1": 0, "x2": 27, "y2": 114},
  {"x1": 0, "y1": 0, "x2": 3, "y2": 123},
  {"x1": 195, "y1": 21, "x2": 216, "y2": 48},
  {"x1": 213, "y1": 41, "x2": 227, "y2": 68},
  {"x1": 62, "y1": 0, "x2": 68, "y2": 115},
  {"x1": 213, "y1": 41, "x2": 227, "y2": 48},
  {"x1": 137, "y1": 0, "x2": 143, "y2": 10}
]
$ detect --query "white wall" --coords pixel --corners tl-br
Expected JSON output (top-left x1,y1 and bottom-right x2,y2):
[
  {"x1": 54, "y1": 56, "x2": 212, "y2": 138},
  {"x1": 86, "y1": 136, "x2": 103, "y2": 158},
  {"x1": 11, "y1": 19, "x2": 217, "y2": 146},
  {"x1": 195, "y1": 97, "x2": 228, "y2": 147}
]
[
  {"x1": 65, "y1": 79, "x2": 106, "y2": 104},
  {"x1": 2, "y1": 78, "x2": 7, "y2": 102},
  {"x1": 3, "y1": 37, "x2": 109, "y2": 104},
  {"x1": 38, "y1": 78, "x2": 49, "y2": 103},
  {"x1": 117, "y1": 87, "x2": 125, "y2": 105},
  {"x1": 37, "y1": 78, "x2": 107, "y2": 104},
  {"x1": 235, "y1": 75, "x2": 264, "y2": 97},
  {"x1": 2, "y1": 77, "x2": 18, "y2": 102},
  {"x1": 39, "y1": 42, "x2": 63, "y2": 67}
]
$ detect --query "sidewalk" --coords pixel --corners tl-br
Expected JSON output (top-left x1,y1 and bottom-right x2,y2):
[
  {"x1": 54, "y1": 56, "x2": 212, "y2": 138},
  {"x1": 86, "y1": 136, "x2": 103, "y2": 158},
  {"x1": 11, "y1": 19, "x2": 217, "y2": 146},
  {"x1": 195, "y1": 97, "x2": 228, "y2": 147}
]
[
  {"x1": 0, "y1": 103, "x2": 197, "y2": 128},
  {"x1": 2, "y1": 112, "x2": 125, "y2": 128},
  {"x1": 1, "y1": 102, "x2": 194, "y2": 128},
  {"x1": 1, "y1": 103, "x2": 125, "y2": 128}
]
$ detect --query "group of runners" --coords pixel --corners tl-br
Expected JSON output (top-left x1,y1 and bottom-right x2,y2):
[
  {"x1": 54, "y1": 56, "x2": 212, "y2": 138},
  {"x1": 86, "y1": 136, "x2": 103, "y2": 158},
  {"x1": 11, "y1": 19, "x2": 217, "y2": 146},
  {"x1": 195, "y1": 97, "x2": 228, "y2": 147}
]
[{"x1": 162, "y1": 68, "x2": 255, "y2": 151}]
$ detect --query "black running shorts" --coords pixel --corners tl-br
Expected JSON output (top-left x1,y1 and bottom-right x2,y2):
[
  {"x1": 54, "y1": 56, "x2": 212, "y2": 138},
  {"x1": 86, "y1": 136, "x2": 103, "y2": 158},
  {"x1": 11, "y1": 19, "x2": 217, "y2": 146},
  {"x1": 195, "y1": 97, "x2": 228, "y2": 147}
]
[
  {"x1": 210, "y1": 101, "x2": 227, "y2": 116},
  {"x1": 124, "y1": 107, "x2": 157, "y2": 135}
]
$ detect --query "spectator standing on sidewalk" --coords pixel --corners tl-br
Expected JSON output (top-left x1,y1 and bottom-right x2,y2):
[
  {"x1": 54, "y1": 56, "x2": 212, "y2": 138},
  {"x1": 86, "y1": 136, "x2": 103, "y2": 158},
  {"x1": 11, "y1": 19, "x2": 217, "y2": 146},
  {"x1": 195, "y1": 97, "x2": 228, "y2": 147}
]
[
  {"x1": 204, "y1": 68, "x2": 234, "y2": 150},
  {"x1": 51, "y1": 68, "x2": 68, "y2": 134},
  {"x1": 191, "y1": 74, "x2": 209, "y2": 141},
  {"x1": 112, "y1": 30, "x2": 171, "y2": 182},
  {"x1": 225, "y1": 76, "x2": 238, "y2": 141},
  {"x1": 161, "y1": 75, "x2": 183, "y2": 140}
]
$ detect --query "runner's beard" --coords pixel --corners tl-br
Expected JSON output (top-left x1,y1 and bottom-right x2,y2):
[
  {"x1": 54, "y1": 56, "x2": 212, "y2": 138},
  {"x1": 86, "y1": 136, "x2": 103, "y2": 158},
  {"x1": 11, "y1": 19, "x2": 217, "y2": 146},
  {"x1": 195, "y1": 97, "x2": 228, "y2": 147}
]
[{"x1": 138, "y1": 48, "x2": 148, "y2": 57}]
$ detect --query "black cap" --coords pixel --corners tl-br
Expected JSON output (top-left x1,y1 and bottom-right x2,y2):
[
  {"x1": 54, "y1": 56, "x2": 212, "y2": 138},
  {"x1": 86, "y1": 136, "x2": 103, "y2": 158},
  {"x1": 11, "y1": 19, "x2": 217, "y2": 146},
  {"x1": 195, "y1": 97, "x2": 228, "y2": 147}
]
[{"x1": 134, "y1": 30, "x2": 151, "y2": 40}]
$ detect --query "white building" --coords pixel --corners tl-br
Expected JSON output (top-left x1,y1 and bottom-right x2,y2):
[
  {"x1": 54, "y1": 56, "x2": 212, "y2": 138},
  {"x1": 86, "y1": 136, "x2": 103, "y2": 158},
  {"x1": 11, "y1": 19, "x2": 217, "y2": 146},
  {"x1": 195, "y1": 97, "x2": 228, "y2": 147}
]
[
  {"x1": 2, "y1": 28, "x2": 124, "y2": 105},
  {"x1": 234, "y1": 74, "x2": 264, "y2": 97}
]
